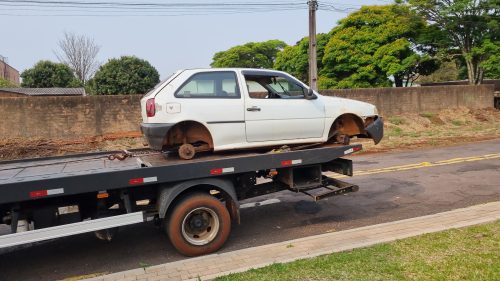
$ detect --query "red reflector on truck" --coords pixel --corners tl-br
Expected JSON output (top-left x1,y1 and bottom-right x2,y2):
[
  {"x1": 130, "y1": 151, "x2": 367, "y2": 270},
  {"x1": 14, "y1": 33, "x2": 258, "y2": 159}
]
[
  {"x1": 281, "y1": 160, "x2": 292, "y2": 166},
  {"x1": 210, "y1": 167, "x2": 235, "y2": 175},
  {"x1": 30, "y1": 190, "x2": 48, "y2": 198},
  {"x1": 129, "y1": 178, "x2": 144, "y2": 185},
  {"x1": 281, "y1": 159, "x2": 302, "y2": 166},
  {"x1": 29, "y1": 188, "x2": 64, "y2": 198},
  {"x1": 210, "y1": 168, "x2": 223, "y2": 175},
  {"x1": 129, "y1": 177, "x2": 158, "y2": 185}
]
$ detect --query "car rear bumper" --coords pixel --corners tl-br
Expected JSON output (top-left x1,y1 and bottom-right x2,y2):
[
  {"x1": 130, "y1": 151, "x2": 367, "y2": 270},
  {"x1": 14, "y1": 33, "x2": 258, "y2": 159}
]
[
  {"x1": 365, "y1": 116, "x2": 384, "y2": 145},
  {"x1": 140, "y1": 123, "x2": 174, "y2": 150}
]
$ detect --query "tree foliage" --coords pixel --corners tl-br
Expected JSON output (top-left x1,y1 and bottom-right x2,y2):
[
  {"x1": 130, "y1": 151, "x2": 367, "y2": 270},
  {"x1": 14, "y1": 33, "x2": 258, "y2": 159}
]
[
  {"x1": 406, "y1": 0, "x2": 499, "y2": 84},
  {"x1": 55, "y1": 31, "x2": 101, "y2": 85},
  {"x1": 417, "y1": 60, "x2": 460, "y2": 83},
  {"x1": 274, "y1": 34, "x2": 329, "y2": 83},
  {"x1": 477, "y1": 39, "x2": 500, "y2": 79},
  {"x1": 320, "y1": 5, "x2": 438, "y2": 89},
  {"x1": 91, "y1": 56, "x2": 160, "y2": 95},
  {"x1": 211, "y1": 40, "x2": 287, "y2": 68},
  {"x1": 0, "y1": 77, "x2": 18, "y2": 88},
  {"x1": 21, "y1": 60, "x2": 80, "y2": 88}
]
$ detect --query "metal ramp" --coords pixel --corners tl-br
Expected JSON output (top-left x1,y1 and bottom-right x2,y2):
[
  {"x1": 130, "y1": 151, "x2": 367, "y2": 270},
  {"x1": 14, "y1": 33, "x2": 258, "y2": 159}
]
[{"x1": 300, "y1": 177, "x2": 359, "y2": 201}]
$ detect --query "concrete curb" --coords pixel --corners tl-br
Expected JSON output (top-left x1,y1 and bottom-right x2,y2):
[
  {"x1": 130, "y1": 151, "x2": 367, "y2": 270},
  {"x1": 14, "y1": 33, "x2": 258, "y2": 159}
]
[{"x1": 84, "y1": 201, "x2": 500, "y2": 281}]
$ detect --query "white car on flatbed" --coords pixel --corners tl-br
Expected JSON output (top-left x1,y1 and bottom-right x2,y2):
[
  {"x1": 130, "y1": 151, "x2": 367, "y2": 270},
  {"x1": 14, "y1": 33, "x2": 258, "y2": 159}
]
[{"x1": 141, "y1": 68, "x2": 383, "y2": 159}]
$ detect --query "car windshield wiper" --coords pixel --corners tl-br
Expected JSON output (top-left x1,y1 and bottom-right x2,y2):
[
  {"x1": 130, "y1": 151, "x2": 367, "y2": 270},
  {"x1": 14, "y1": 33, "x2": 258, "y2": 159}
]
[{"x1": 275, "y1": 80, "x2": 291, "y2": 96}]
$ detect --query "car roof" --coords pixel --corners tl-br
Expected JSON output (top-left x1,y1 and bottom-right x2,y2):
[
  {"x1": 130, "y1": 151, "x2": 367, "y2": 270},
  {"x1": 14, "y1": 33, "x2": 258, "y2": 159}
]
[{"x1": 179, "y1": 68, "x2": 286, "y2": 74}]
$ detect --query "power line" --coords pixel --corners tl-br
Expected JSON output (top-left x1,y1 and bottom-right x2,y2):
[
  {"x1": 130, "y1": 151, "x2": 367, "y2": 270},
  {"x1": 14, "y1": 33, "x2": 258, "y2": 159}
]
[
  {"x1": 0, "y1": 0, "x2": 303, "y2": 5},
  {"x1": 0, "y1": 0, "x2": 307, "y2": 16},
  {"x1": 0, "y1": 0, "x2": 305, "y2": 9},
  {"x1": 0, "y1": 9, "x2": 304, "y2": 17}
]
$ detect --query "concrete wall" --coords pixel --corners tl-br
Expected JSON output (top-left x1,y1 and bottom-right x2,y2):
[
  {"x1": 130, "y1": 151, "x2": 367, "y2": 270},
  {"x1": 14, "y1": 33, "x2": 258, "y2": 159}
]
[
  {"x1": 0, "y1": 85, "x2": 495, "y2": 139},
  {"x1": 0, "y1": 61, "x2": 20, "y2": 85},
  {"x1": 321, "y1": 84, "x2": 494, "y2": 116},
  {"x1": 0, "y1": 95, "x2": 142, "y2": 139},
  {"x1": 0, "y1": 91, "x2": 22, "y2": 97},
  {"x1": 421, "y1": 79, "x2": 500, "y2": 92}
]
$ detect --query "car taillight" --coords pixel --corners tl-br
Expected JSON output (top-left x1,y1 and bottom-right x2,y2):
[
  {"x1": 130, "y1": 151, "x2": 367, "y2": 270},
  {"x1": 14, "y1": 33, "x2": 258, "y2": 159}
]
[{"x1": 146, "y1": 98, "x2": 155, "y2": 117}]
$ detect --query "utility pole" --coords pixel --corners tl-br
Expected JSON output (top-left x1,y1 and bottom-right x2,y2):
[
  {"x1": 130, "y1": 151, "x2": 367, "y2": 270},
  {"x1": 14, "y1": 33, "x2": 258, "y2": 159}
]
[{"x1": 308, "y1": 0, "x2": 318, "y2": 91}]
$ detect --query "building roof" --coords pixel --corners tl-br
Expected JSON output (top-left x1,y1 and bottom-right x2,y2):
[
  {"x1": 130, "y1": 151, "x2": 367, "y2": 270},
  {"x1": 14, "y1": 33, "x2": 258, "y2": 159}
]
[{"x1": 0, "y1": 87, "x2": 86, "y2": 96}]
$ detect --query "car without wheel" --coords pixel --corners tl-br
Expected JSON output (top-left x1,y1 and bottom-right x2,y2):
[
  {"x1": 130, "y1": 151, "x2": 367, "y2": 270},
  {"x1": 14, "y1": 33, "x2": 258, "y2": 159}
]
[{"x1": 140, "y1": 68, "x2": 383, "y2": 159}]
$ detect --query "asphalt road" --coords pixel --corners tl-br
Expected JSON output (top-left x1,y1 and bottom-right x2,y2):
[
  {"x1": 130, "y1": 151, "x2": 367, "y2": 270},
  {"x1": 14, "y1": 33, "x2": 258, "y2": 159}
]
[{"x1": 1, "y1": 140, "x2": 499, "y2": 281}]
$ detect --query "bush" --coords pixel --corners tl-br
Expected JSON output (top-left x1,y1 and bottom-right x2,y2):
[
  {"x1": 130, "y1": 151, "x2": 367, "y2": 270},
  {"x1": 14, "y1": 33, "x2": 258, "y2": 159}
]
[
  {"x1": 92, "y1": 56, "x2": 160, "y2": 95},
  {"x1": 21, "y1": 60, "x2": 80, "y2": 88},
  {"x1": 0, "y1": 78, "x2": 19, "y2": 88}
]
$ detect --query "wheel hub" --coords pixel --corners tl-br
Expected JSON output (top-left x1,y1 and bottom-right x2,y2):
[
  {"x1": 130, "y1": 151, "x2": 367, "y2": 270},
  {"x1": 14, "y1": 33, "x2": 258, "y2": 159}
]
[
  {"x1": 181, "y1": 207, "x2": 220, "y2": 246},
  {"x1": 189, "y1": 214, "x2": 209, "y2": 233}
]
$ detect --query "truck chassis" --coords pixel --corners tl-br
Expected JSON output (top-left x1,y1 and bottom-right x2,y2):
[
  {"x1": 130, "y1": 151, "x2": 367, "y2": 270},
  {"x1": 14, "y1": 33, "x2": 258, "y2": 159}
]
[{"x1": 0, "y1": 144, "x2": 361, "y2": 256}]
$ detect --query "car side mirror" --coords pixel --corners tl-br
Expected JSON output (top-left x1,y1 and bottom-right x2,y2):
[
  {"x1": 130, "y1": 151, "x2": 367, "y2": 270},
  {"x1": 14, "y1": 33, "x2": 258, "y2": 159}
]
[{"x1": 304, "y1": 88, "x2": 316, "y2": 100}]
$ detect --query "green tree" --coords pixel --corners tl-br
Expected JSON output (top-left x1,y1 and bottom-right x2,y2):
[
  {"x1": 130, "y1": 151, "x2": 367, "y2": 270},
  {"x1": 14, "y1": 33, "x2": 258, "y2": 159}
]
[
  {"x1": 477, "y1": 39, "x2": 500, "y2": 79},
  {"x1": 21, "y1": 60, "x2": 80, "y2": 88},
  {"x1": 320, "y1": 5, "x2": 438, "y2": 89},
  {"x1": 417, "y1": 60, "x2": 460, "y2": 83},
  {"x1": 211, "y1": 40, "x2": 287, "y2": 68},
  {"x1": 274, "y1": 34, "x2": 330, "y2": 83},
  {"x1": 92, "y1": 56, "x2": 160, "y2": 95},
  {"x1": 373, "y1": 38, "x2": 440, "y2": 87},
  {"x1": 407, "y1": 0, "x2": 499, "y2": 84},
  {"x1": 0, "y1": 77, "x2": 18, "y2": 88}
]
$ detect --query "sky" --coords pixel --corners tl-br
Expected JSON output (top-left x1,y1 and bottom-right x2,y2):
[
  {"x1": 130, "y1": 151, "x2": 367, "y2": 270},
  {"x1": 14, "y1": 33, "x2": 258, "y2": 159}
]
[{"x1": 1, "y1": 0, "x2": 390, "y2": 79}]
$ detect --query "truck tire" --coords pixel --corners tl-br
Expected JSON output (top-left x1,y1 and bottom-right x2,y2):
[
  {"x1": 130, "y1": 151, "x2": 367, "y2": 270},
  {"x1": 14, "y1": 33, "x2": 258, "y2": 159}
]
[{"x1": 166, "y1": 193, "x2": 231, "y2": 256}]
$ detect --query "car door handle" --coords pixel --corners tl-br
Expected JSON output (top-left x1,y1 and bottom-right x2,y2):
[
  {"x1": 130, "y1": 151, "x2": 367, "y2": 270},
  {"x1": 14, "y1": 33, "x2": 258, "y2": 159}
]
[{"x1": 246, "y1": 106, "x2": 261, "y2": 112}]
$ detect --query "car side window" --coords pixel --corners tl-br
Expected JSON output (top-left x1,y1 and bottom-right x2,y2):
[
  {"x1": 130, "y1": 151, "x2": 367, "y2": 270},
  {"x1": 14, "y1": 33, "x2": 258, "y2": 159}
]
[
  {"x1": 246, "y1": 80, "x2": 269, "y2": 99},
  {"x1": 245, "y1": 75, "x2": 306, "y2": 99},
  {"x1": 175, "y1": 72, "x2": 240, "y2": 98},
  {"x1": 269, "y1": 77, "x2": 305, "y2": 98}
]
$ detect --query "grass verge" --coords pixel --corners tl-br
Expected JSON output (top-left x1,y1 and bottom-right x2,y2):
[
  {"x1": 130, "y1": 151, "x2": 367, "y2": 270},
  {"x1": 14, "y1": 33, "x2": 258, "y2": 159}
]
[{"x1": 217, "y1": 220, "x2": 500, "y2": 281}]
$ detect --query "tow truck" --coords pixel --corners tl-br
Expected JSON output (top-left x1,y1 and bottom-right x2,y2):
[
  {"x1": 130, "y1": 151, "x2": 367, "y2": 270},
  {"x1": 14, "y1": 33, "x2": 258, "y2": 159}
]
[{"x1": 0, "y1": 144, "x2": 361, "y2": 256}]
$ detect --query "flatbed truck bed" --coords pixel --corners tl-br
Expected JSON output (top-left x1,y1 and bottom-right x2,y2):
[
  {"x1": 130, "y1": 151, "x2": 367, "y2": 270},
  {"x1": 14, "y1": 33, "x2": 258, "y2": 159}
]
[{"x1": 0, "y1": 144, "x2": 361, "y2": 256}]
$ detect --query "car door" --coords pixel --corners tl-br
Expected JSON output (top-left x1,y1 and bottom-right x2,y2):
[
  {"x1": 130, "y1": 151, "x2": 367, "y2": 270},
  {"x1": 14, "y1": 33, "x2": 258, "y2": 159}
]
[
  {"x1": 243, "y1": 72, "x2": 325, "y2": 142},
  {"x1": 174, "y1": 71, "x2": 246, "y2": 148}
]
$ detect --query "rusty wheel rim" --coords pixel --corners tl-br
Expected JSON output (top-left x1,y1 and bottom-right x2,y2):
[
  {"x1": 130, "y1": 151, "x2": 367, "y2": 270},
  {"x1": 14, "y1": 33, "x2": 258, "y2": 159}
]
[
  {"x1": 181, "y1": 207, "x2": 220, "y2": 246},
  {"x1": 179, "y1": 144, "x2": 195, "y2": 160}
]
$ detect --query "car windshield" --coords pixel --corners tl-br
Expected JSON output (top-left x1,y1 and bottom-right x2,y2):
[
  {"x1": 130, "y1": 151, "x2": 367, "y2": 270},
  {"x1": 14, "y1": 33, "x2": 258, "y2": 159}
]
[{"x1": 245, "y1": 75, "x2": 305, "y2": 99}]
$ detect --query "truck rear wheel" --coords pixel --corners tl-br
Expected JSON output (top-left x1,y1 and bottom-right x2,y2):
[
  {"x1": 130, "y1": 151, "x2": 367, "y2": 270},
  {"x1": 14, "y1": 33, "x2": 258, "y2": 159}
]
[{"x1": 166, "y1": 193, "x2": 231, "y2": 256}]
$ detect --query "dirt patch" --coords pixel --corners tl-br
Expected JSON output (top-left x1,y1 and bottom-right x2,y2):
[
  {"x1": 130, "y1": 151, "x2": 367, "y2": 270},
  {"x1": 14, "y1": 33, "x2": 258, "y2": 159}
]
[
  {"x1": 0, "y1": 108, "x2": 499, "y2": 161},
  {"x1": 0, "y1": 132, "x2": 145, "y2": 161},
  {"x1": 360, "y1": 107, "x2": 500, "y2": 154}
]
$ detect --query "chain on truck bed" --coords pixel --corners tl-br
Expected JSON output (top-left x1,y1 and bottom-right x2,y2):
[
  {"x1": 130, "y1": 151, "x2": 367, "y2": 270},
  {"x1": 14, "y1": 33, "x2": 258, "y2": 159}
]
[
  {"x1": 0, "y1": 148, "x2": 160, "y2": 172},
  {"x1": 107, "y1": 149, "x2": 162, "y2": 161}
]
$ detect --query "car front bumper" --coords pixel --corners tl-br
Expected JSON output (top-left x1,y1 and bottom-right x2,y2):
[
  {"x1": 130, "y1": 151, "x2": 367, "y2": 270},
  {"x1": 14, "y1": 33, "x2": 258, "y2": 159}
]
[
  {"x1": 365, "y1": 116, "x2": 384, "y2": 145},
  {"x1": 140, "y1": 123, "x2": 174, "y2": 150}
]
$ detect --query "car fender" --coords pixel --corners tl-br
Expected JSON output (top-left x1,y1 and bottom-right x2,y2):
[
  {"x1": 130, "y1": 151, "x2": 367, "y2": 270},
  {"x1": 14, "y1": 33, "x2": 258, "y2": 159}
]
[
  {"x1": 323, "y1": 96, "x2": 378, "y2": 118},
  {"x1": 141, "y1": 119, "x2": 214, "y2": 151}
]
